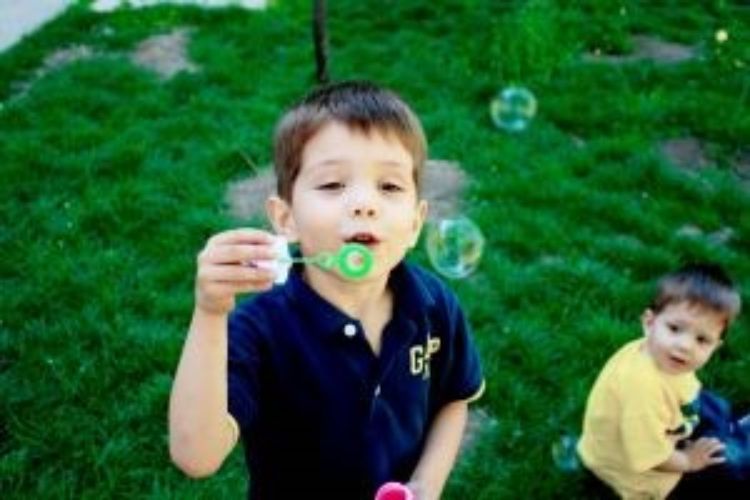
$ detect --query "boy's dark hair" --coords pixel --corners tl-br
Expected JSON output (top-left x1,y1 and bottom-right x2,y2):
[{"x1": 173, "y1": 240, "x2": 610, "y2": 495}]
[
  {"x1": 273, "y1": 80, "x2": 427, "y2": 201},
  {"x1": 650, "y1": 263, "x2": 742, "y2": 335}
]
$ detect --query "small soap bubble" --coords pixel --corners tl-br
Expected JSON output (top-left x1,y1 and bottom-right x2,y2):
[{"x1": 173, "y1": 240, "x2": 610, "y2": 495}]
[
  {"x1": 425, "y1": 217, "x2": 485, "y2": 279},
  {"x1": 551, "y1": 434, "x2": 581, "y2": 472},
  {"x1": 489, "y1": 86, "x2": 537, "y2": 132}
]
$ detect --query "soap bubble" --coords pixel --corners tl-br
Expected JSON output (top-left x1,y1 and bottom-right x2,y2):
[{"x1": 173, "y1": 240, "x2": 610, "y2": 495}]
[
  {"x1": 489, "y1": 86, "x2": 537, "y2": 132},
  {"x1": 425, "y1": 217, "x2": 485, "y2": 279},
  {"x1": 551, "y1": 434, "x2": 581, "y2": 472}
]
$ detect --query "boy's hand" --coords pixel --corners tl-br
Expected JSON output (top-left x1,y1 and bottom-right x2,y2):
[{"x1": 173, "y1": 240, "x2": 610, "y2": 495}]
[
  {"x1": 683, "y1": 437, "x2": 726, "y2": 472},
  {"x1": 195, "y1": 228, "x2": 277, "y2": 316},
  {"x1": 405, "y1": 480, "x2": 426, "y2": 500}
]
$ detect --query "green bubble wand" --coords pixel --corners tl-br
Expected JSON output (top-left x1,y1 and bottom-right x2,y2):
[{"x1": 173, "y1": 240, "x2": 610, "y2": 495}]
[{"x1": 279, "y1": 242, "x2": 374, "y2": 280}]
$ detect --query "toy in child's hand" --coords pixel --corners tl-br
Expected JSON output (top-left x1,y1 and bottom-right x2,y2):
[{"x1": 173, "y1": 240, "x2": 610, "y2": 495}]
[
  {"x1": 374, "y1": 482, "x2": 414, "y2": 500},
  {"x1": 288, "y1": 242, "x2": 374, "y2": 280},
  {"x1": 254, "y1": 236, "x2": 374, "y2": 283}
]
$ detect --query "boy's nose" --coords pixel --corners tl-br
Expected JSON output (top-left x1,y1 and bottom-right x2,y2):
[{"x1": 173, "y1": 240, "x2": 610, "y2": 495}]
[
  {"x1": 675, "y1": 335, "x2": 694, "y2": 352},
  {"x1": 348, "y1": 187, "x2": 379, "y2": 218},
  {"x1": 352, "y1": 206, "x2": 377, "y2": 217}
]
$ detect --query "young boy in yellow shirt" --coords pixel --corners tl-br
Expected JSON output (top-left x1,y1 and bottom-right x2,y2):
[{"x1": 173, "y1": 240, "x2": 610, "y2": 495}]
[{"x1": 578, "y1": 263, "x2": 750, "y2": 499}]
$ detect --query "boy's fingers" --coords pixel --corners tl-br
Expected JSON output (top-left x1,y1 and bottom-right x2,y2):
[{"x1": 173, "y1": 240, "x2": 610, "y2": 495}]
[
  {"x1": 201, "y1": 279, "x2": 273, "y2": 299},
  {"x1": 234, "y1": 280, "x2": 274, "y2": 293},
  {"x1": 208, "y1": 228, "x2": 275, "y2": 246},
  {"x1": 200, "y1": 264, "x2": 275, "y2": 283},
  {"x1": 705, "y1": 439, "x2": 725, "y2": 451},
  {"x1": 216, "y1": 280, "x2": 274, "y2": 292},
  {"x1": 200, "y1": 244, "x2": 277, "y2": 266},
  {"x1": 696, "y1": 437, "x2": 722, "y2": 448}
]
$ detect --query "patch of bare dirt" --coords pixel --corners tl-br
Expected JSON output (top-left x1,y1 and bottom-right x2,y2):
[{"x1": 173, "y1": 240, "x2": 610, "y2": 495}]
[
  {"x1": 131, "y1": 28, "x2": 199, "y2": 79},
  {"x1": 675, "y1": 224, "x2": 735, "y2": 247},
  {"x1": 44, "y1": 44, "x2": 94, "y2": 68},
  {"x1": 9, "y1": 44, "x2": 94, "y2": 101},
  {"x1": 225, "y1": 159, "x2": 468, "y2": 221},
  {"x1": 225, "y1": 167, "x2": 276, "y2": 221},
  {"x1": 583, "y1": 34, "x2": 697, "y2": 64},
  {"x1": 658, "y1": 137, "x2": 710, "y2": 171},
  {"x1": 7, "y1": 28, "x2": 197, "y2": 105},
  {"x1": 659, "y1": 138, "x2": 750, "y2": 194},
  {"x1": 421, "y1": 160, "x2": 466, "y2": 220}
]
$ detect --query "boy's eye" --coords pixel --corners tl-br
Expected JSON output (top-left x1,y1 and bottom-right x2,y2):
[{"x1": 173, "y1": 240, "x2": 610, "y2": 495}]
[
  {"x1": 696, "y1": 336, "x2": 711, "y2": 346},
  {"x1": 380, "y1": 182, "x2": 404, "y2": 193},
  {"x1": 667, "y1": 323, "x2": 680, "y2": 333},
  {"x1": 318, "y1": 182, "x2": 344, "y2": 191}
]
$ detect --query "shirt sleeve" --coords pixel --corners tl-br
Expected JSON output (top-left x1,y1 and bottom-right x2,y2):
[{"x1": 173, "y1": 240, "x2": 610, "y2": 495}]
[
  {"x1": 227, "y1": 303, "x2": 264, "y2": 434},
  {"x1": 431, "y1": 287, "x2": 484, "y2": 407}
]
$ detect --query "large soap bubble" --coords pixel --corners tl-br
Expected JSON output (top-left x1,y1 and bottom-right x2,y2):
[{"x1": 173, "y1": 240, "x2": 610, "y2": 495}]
[
  {"x1": 425, "y1": 217, "x2": 485, "y2": 279},
  {"x1": 489, "y1": 86, "x2": 537, "y2": 132}
]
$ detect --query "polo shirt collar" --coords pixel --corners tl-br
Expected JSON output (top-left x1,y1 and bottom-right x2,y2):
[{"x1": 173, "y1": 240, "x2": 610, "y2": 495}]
[{"x1": 283, "y1": 261, "x2": 436, "y2": 340}]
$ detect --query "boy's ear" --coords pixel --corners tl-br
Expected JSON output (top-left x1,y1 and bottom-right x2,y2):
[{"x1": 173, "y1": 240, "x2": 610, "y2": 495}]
[
  {"x1": 409, "y1": 199, "x2": 428, "y2": 248},
  {"x1": 641, "y1": 309, "x2": 655, "y2": 336},
  {"x1": 266, "y1": 195, "x2": 299, "y2": 242}
]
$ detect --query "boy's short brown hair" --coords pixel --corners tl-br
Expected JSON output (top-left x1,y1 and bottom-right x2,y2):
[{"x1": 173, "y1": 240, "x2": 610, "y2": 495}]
[
  {"x1": 273, "y1": 81, "x2": 427, "y2": 201},
  {"x1": 650, "y1": 263, "x2": 742, "y2": 335}
]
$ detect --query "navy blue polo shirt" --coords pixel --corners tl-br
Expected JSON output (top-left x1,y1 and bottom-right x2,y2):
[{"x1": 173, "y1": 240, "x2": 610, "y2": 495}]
[{"x1": 227, "y1": 261, "x2": 483, "y2": 499}]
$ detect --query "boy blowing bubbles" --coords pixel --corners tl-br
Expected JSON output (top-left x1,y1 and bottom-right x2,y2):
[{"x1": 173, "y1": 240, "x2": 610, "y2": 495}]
[
  {"x1": 579, "y1": 263, "x2": 750, "y2": 499},
  {"x1": 169, "y1": 82, "x2": 484, "y2": 499}
]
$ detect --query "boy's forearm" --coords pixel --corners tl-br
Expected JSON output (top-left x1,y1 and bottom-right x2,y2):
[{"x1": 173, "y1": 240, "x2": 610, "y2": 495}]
[
  {"x1": 410, "y1": 400, "x2": 469, "y2": 500},
  {"x1": 168, "y1": 307, "x2": 235, "y2": 477},
  {"x1": 654, "y1": 449, "x2": 691, "y2": 473}
]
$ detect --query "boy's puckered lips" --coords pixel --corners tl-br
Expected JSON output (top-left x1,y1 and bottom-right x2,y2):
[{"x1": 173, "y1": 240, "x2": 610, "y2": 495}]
[{"x1": 345, "y1": 232, "x2": 380, "y2": 246}]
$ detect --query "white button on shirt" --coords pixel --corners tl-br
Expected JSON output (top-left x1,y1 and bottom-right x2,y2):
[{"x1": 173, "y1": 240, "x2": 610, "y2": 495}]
[{"x1": 343, "y1": 323, "x2": 357, "y2": 338}]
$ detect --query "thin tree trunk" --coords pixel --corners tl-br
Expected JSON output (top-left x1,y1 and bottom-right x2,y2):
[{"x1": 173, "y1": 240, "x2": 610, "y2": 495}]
[{"x1": 313, "y1": 0, "x2": 329, "y2": 84}]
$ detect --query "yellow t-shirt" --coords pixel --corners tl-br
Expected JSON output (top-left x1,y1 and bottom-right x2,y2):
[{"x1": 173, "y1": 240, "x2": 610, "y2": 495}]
[{"x1": 577, "y1": 339, "x2": 700, "y2": 500}]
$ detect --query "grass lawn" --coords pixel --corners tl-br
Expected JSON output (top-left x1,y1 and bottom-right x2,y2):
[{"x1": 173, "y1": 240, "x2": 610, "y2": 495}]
[{"x1": 1, "y1": 0, "x2": 749, "y2": 498}]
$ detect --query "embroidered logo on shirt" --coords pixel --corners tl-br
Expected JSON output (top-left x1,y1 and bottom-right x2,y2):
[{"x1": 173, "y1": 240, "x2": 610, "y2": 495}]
[
  {"x1": 409, "y1": 336, "x2": 441, "y2": 379},
  {"x1": 669, "y1": 400, "x2": 700, "y2": 437}
]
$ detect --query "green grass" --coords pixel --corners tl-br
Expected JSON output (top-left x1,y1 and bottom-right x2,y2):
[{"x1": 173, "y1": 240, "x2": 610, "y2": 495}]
[{"x1": 1, "y1": 0, "x2": 749, "y2": 497}]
